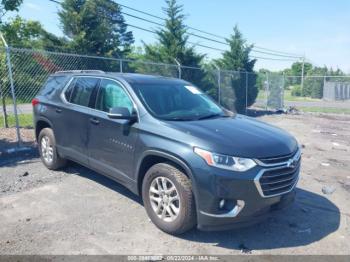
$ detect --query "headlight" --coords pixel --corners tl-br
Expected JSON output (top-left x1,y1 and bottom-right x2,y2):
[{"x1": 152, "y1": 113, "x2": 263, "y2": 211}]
[{"x1": 194, "y1": 147, "x2": 256, "y2": 172}]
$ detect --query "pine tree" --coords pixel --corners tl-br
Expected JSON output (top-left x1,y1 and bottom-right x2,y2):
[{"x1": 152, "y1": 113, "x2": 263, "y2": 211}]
[
  {"x1": 216, "y1": 26, "x2": 258, "y2": 112},
  {"x1": 143, "y1": 0, "x2": 207, "y2": 88},
  {"x1": 59, "y1": 0, "x2": 133, "y2": 57}
]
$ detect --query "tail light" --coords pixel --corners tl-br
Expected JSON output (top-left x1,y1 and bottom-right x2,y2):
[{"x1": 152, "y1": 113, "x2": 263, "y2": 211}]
[{"x1": 32, "y1": 98, "x2": 39, "y2": 107}]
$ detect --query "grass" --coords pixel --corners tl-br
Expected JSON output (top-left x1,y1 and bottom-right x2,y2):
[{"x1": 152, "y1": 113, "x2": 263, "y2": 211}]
[
  {"x1": 299, "y1": 107, "x2": 350, "y2": 115},
  {"x1": 257, "y1": 89, "x2": 321, "y2": 102},
  {"x1": 0, "y1": 113, "x2": 33, "y2": 128},
  {"x1": 4, "y1": 97, "x2": 30, "y2": 105},
  {"x1": 283, "y1": 90, "x2": 321, "y2": 102}
]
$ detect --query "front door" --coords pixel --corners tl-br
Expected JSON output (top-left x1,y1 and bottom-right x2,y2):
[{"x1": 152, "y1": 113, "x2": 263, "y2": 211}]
[{"x1": 88, "y1": 78, "x2": 138, "y2": 183}]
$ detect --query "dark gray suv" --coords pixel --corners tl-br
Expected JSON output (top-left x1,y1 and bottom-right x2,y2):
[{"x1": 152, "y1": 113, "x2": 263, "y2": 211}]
[{"x1": 33, "y1": 70, "x2": 301, "y2": 234}]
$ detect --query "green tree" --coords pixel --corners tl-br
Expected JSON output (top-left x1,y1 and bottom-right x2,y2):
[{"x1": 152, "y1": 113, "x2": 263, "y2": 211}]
[
  {"x1": 215, "y1": 26, "x2": 258, "y2": 112},
  {"x1": 143, "y1": 0, "x2": 208, "y2": 89},
  {"x1": 0, "y1": 0, "x2": 22, "y2": 24},
  {"x1": 1, "y1": 16, "x2": 42, "y2": 48},
  {"x1": 58, "y1": 0, "x2": 133, "y2": 57},
  {"x1": 0, "y1": 16, "x2": 68, "y2": 50},
  {"x1": 0, "y1": 0, "x2": 23, "y2": 127},
  {"x1": 290, "y1": 62, "x2": 313, "y2": 76}
]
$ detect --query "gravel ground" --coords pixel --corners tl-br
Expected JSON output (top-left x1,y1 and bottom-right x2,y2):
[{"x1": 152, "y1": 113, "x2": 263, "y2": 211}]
[{"x1": 0, "y1": 113, "x2": 349, "y2": 255}]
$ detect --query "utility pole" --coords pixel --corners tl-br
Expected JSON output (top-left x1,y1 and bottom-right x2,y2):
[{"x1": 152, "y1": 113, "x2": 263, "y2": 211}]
[{"x1": 301, "y1": 56, "x2": 305, "y2": 92}]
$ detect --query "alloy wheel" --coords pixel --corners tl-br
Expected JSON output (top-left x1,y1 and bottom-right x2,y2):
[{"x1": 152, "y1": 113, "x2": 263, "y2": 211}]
[
  {"x1": 41, "y1": 135, "x2": 53, "y2": 164},
  {"x1": 149, "y1": 176, "x2": 180, "y2": 222}
]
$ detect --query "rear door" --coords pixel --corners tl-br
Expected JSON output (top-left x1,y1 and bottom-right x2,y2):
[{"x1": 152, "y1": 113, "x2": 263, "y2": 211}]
[
  {"x1": 55, "y1": 76, "x2": 100, "y2": 165},
  {"x1": 88, "y1": 78, "x2": 138, "y2": 183}
]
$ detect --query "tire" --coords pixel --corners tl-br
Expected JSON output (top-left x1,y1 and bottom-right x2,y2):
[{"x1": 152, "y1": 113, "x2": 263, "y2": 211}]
[
  {"x1": 38, "y1": 128, "x2": 67, "y2": 170},
  {"x1": 142, "y1": 162, "x2": 196, "y2": 234}
]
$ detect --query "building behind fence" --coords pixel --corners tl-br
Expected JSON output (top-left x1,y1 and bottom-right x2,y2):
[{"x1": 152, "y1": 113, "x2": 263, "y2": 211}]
[{"x1": 323, "y1": 82, "x2": 350, "y2": 101}]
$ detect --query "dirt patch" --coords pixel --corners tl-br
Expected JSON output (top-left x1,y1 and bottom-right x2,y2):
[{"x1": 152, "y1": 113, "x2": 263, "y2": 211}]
[
  {"x1": 0, "y1": 127, "x2": 36, "y2": 154},
  {"x1": 0, "y1": 113, "x2": 349, "y2": 255}
]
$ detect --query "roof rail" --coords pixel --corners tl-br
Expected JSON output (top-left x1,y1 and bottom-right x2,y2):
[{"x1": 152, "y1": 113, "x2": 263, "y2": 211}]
[{"x1": 54, "y1": 70, "x2": 105, "y2": 74}]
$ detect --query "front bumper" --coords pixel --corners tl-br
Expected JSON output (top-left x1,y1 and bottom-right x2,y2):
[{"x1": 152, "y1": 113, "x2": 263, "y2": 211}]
[
  {"x1": 197, "y1": 189, "x2": 296, "y2": 231},
  {"x1": 191, "y1": 150, "x2": 301, "y2": 231}
]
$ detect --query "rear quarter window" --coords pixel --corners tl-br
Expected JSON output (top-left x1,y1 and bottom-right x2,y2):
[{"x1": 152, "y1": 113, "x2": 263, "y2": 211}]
[{"x1": 40, "y1": 75, "x2": 69, "y2": 97}]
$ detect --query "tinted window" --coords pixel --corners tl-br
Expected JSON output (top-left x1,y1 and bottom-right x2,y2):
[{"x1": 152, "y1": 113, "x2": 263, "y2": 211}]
[
  {"x1": 70, "y1": 77, "x2": 99, "y2": 107},
  {"x1": 96, "y1": 79, "x2": 133, "y2": 113},
  {"x1": 131, "y1": 82, "x2": 224, "y2": 120},
  {"x1": 41, "y1": 76, "x2": 69, "y2": 96},
  {"x1": 64, "y1": 78, "x2": 76, "y2": 102}
]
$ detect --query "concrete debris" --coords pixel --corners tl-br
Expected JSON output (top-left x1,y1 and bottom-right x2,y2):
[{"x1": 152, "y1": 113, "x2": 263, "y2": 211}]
[{"x1": 322, "y1": 185, "x2": 336, "y2": 195}]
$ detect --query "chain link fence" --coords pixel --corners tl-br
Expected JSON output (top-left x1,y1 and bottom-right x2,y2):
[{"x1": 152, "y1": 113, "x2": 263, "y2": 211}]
[
  {"x1": 1, "y1": 47, "x2": 350, "y2": 148},
  {"x1": 0, "y1": 47, "x2": 261, "y2": 131}
]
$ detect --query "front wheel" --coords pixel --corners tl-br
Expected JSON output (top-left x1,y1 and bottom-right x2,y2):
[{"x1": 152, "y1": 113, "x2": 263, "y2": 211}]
[{"x1": 142, "y1": 163, "x2": 196, "y2": 234}]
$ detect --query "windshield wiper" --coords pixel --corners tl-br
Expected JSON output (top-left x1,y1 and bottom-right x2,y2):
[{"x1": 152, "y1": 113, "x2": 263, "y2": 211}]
[
  {"x1": 163, "y1": 117, "x2": 195, "y2": 121},
  {"x1": 196, "y1": 113, "x2": 227, "y2": 120}
]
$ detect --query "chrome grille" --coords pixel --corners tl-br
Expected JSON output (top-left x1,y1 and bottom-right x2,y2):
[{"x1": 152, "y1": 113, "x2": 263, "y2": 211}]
[
  {"x1": 257, "y1": 149, "x2": 298, "y2": 165},
  {"x1": 254, "y1": 148, "x2": 301, "y2": 198}
]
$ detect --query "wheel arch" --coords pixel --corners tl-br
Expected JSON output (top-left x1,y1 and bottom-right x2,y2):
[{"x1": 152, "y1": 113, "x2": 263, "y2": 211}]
[
  {"x1": 35, "y1": 117, "x2": 53, "y2": 142},
  {"x1": 136, "y1": 150, "x2": 196, "y2": 196}
]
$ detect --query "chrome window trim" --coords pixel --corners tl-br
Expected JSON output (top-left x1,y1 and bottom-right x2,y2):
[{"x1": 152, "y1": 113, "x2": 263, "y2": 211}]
[{"x1": 60, "y1": 75, "x2": 140, "y2": 121}]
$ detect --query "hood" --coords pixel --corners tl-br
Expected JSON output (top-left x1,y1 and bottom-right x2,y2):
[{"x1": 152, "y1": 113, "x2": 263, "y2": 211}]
[{"x1": 166, "y1": 115, "x2": 298, "y2": 159}]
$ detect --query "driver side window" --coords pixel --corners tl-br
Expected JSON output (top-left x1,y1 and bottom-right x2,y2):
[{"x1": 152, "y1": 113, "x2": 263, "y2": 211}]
[{"x1": 96, "y1": 79, "x2": 133, "y2": 113}]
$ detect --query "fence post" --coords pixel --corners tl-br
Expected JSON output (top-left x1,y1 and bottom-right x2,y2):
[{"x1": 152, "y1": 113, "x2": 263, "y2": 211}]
[
  {"x1": 245, "y1": 71, "x2": 248, "y2": 114},
  {"x1": 282, "y1": 72, "x2": 285, "y2": 109},
  {"x1": 174, "y1": 58, "x2": 181, "y2": 79},
  {"x1": 213, "y1": 64, "x2": 221, "y2": 105},
  {"x1": 265, "y1": 72, "x2": 269, "y2": 111},
  {"x1": 5, "y1": 46, "x2": 21, "y2": 146},
  {"x1": 118, "y1": 59, "x2": 122, "y2": 73}
]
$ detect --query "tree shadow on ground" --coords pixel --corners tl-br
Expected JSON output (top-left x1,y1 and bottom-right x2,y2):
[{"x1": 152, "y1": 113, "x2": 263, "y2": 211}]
[
  {"x1": 1, "y1": 151, "x2": 339, "y2": 252},
  {"x1": 0, "y1": 144, "x2": 38, "y2": 167},
  {"x1": 179, "y1": 188, "x2": 340, "y2": 251},
  {"x1": 64, "y1": 162, "x2": 142, "y2": 204},
  {"x1": 63, "y1": 162, "x2": 340, "y2": 251}
]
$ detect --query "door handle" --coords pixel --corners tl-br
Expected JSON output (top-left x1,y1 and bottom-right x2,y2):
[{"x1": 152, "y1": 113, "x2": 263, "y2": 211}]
[
  {"x1": 90, "y1": 118, "x2": 100, "y2": 125},
  {"x1": 55, "y1": 108, "x2": 62, "y2": 113}
]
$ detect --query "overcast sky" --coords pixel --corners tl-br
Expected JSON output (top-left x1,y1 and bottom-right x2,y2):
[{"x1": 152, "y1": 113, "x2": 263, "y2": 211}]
[{"x1": 8, "y1": 0, "x2": 350, "y2": 73}]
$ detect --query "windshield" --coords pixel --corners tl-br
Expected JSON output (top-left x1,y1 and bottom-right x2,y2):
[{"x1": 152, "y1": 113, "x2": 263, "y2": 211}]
[{"x1": 131, "y1": 82, "x2": 226, "y2": 121}]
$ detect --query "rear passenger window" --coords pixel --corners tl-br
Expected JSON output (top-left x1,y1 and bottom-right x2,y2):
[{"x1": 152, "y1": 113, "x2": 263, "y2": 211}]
[{"x1": 69, "y1": 77, "x2": 99, "y2": 107}]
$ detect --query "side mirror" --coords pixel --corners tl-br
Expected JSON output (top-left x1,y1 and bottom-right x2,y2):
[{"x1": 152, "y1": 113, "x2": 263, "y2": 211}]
[{"x1": 107, "y1": 107, "x2": 137, "y2": 122}]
